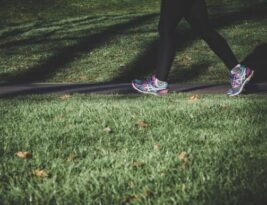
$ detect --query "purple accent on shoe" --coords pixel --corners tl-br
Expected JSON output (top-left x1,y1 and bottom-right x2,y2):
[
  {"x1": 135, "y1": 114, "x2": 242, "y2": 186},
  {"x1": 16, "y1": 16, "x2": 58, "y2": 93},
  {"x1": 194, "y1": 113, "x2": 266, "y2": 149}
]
[
  {"x1": 142, "y1": 75, "x2": 156, "y2": 86},
  {"x1": 245, "y1": 67, "x2": 252, "y2": 77},
  {"x1": 230, "y1": 73, "x2": 242, "y2": 88}
]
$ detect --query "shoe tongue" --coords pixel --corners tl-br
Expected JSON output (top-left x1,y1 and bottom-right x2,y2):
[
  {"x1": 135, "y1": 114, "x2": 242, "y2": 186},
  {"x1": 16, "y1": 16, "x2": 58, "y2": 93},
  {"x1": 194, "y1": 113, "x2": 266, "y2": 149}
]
[{"x1": 152, "y1": 75, "x2": 162, "y2": 87}]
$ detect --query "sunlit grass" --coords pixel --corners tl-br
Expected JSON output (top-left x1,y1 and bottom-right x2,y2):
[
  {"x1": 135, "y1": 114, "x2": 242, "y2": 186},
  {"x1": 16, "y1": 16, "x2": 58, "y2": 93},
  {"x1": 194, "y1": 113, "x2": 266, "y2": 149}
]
[{"x1": 0, "y1": 94, "x2": 267, "y2": 204}]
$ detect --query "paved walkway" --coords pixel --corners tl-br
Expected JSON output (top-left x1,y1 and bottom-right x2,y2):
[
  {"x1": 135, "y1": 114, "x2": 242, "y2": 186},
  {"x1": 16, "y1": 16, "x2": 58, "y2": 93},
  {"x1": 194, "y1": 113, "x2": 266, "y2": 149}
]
[{"x1": 1, "y1": 82, "x2": 267, "y2": 98}]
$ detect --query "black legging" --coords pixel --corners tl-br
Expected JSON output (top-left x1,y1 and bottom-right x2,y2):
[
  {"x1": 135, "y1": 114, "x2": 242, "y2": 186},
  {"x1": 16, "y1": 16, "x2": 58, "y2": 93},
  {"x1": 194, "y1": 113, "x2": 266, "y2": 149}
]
[{"x1": 156, "y1": 0, "x2": 239, "y2": 81}]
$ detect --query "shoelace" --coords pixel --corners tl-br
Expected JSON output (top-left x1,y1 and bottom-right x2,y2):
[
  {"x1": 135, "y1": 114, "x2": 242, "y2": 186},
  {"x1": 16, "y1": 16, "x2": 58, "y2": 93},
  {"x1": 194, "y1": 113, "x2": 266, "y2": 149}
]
[
  {"x1": 142, "y1": 76, "x2": 154, "y2": 85},
  {"x1": 230, "y1": 73, "x2": 239, "y2": 88},
  {"x1": 230, "y1": 72, "x2": 245, "y2": 88}
]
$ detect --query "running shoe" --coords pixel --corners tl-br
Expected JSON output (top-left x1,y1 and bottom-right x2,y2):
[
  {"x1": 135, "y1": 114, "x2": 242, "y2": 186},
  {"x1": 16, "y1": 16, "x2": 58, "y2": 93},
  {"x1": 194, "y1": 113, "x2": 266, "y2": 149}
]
[
  {"x1": 132, "y1": 75, "x2": 168, "y2": 96},
  {"x1": 227, "y1": 64, "x2": 254, "y2": 96}
]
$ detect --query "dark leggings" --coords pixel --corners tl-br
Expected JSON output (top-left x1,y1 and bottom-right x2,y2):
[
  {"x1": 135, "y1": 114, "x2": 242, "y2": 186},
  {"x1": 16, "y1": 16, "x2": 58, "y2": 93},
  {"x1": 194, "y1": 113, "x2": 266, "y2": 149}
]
[{"x1": 156, "y1": 0, "x2": 238, "y2": 81}]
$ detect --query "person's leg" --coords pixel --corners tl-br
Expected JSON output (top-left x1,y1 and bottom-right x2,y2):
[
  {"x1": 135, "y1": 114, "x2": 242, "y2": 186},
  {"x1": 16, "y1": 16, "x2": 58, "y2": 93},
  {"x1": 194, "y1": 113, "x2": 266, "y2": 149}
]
[
  {"x1": 185, "y1": 0, "x2": 254, "y2": 96},
  {"x1": 185, "y1": 0, "x2": 238, "y2": 70},
  {"x1": 155, "y1": 0, "x2": 189, "y2": 81},
  {"x1": 132, "y1": 0, "x2": 191, "y2": 95}
]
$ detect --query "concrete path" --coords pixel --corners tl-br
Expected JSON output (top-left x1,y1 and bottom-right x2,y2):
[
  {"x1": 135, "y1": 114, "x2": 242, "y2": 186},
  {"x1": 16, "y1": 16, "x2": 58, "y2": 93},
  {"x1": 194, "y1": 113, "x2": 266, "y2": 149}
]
[{"x1": 0, "y1": 82, "x2": 267, "y2": 98}]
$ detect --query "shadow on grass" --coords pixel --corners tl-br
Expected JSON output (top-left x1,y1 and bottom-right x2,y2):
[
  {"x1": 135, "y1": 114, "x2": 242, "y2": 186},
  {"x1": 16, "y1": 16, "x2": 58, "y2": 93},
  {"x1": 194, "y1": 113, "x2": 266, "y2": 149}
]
[
  {"x1": 0, "y1": 15, "x2": 137, "y2": 48},
  {"x1": 0, "y1": 24, "x2": 37, "y2": 41},
  {"x1": 111, "y1": 2, "x2": 267, "y2": 83},
  {"x1": 1, "y1": 2, "x2": 267, "y2": 86},
  {"x1": 1, "y1": 13, "x2": 157, "y2": 84}
]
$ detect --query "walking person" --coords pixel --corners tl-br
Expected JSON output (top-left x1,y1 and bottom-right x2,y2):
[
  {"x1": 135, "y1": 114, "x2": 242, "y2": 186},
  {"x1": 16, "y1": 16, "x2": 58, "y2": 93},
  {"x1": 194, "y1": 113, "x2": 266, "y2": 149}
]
[{"x1": 132, "y1": 0, "x2": 254, "y2": 96}]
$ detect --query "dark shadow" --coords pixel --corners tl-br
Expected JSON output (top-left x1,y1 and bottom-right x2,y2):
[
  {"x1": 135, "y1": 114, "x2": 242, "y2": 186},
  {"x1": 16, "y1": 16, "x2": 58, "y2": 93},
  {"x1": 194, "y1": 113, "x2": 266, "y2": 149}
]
[
  {"x1": 111, "y1": 27, "x2": 198, "y2": 83},
  {"x1": 110, "y1": 40, "x2": 159, "y2": 83},
  {"x1": 111, "y1": 2, "x2": 267, "y2": 83},
  {"x1": 1, "y1": 13, "x2": 157, "y2": 84},
  {"x1": 0, "y1": 28, "x2": 62, "y2": 49},
  {"x1": 242, "y1": 43, "x2": 267, "y2": 83},
  {"x1": 0, "y1": 14, "x2": 137, "y2": 48},
  {"x1": 168, "y1": 63, "x2": 211, "y2": 83}
]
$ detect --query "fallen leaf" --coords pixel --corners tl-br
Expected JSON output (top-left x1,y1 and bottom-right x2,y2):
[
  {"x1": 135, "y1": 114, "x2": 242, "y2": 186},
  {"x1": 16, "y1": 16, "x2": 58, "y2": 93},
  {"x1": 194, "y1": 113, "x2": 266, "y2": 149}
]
[
  {"x1": 189, "y1": 95, "x2": 199, "y2": 102},
  {"x1": 15, "y1": 151, "x2": 32, "y2": 159},
  {"x1": 132, "y1": 160, "x2": 145, "y2": 169},
  {"x1": 104, "y1": 127, "x2": 113, "y2": 133},
  {"x1": 154, "y1": 144, "x2": 161, "y2": 151},
  {"x1": 60, "y1": 94, "x2": 71, "y2": 100},
  {"x1": 178, "y1": 152, "x2": 188, "y2": 163},
  {"x1": 136, "y1": 120, "x2": 149, "y2": 128},
  {"x1": 32, "y1": 169, "x2": 49, "y2": 177},
  {"x1": 121, "y1": 195, "x2": 139, "y2": 204},
  {"x1": 67, "y1": 154, "x2": 77, "y2": 162},
  {"x1": 178, "y1": 152, "x2": 189, "y2": 169}
]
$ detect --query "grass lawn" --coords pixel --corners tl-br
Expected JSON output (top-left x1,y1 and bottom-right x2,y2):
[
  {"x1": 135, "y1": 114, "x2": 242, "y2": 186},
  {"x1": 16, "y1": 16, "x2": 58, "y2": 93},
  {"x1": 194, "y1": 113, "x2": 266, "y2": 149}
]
[
  {"x1": 0, "y1": 0, "x2": 267, "y2": 204},
  {"x1": 0, "y1": 94, "x2": 267, "y2": 205}
]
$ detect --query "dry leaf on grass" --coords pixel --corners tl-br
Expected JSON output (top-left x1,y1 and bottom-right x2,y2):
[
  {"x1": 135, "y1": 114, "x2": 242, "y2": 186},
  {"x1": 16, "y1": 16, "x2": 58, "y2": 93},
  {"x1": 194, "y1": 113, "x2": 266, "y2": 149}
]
[
  {"x1": 188, "y1": 95, "x2": 199, "y2": 102},
  {"x1": 67, "y1": 154, "x2": 77, "y2": 162},
  {"x1": 178, "y1": 152, "x2": 189, "y2": 169},
  {"x1": 15, "y1": 151, "x2": 32, "y2": 159},
  {"x1": 104, "y1": 127, "x2": 113, "y2": 133},
  {"x1": 154, "y1": 144, "x2": 161, "y2": 151},
  {"x1": 59, "y1": 94, "x2": 71, "y2": 100},
  {"x1": 131, "y1": 160, "x2": 145, "y2": 169},
  {"x1": 136, "y1": 120, "x2": 149, "y2": 128},
  {"x1": 32, "y1": 169, "x2": 49, "y2": 177},
  {"x1": 178, "y1": 152, "x2": 188, "y2": 162}
]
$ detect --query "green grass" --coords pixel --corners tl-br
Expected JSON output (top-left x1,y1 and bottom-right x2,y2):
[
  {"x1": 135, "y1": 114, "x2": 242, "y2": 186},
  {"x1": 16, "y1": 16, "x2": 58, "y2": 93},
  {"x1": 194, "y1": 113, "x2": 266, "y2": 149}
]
[
  {"x1": 0, "y1": 94, "x2": 267, "y2": 204},
  {"x1": 0, "y1": 0, "x2": 266, "y2": 84},
  {"x1": 1, "y1": 1, "x2": 267, "y2": 204}
]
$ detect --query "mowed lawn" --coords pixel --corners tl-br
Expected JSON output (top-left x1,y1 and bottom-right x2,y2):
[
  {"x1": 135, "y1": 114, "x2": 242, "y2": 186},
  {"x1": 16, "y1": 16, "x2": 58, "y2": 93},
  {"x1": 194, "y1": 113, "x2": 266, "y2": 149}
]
[
  {"x1": 0, "y1": 0, "x2": 267, "y2": 204},
  {"x1": 0, "y1": 94, "x2": 267, "y2": 205}
]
